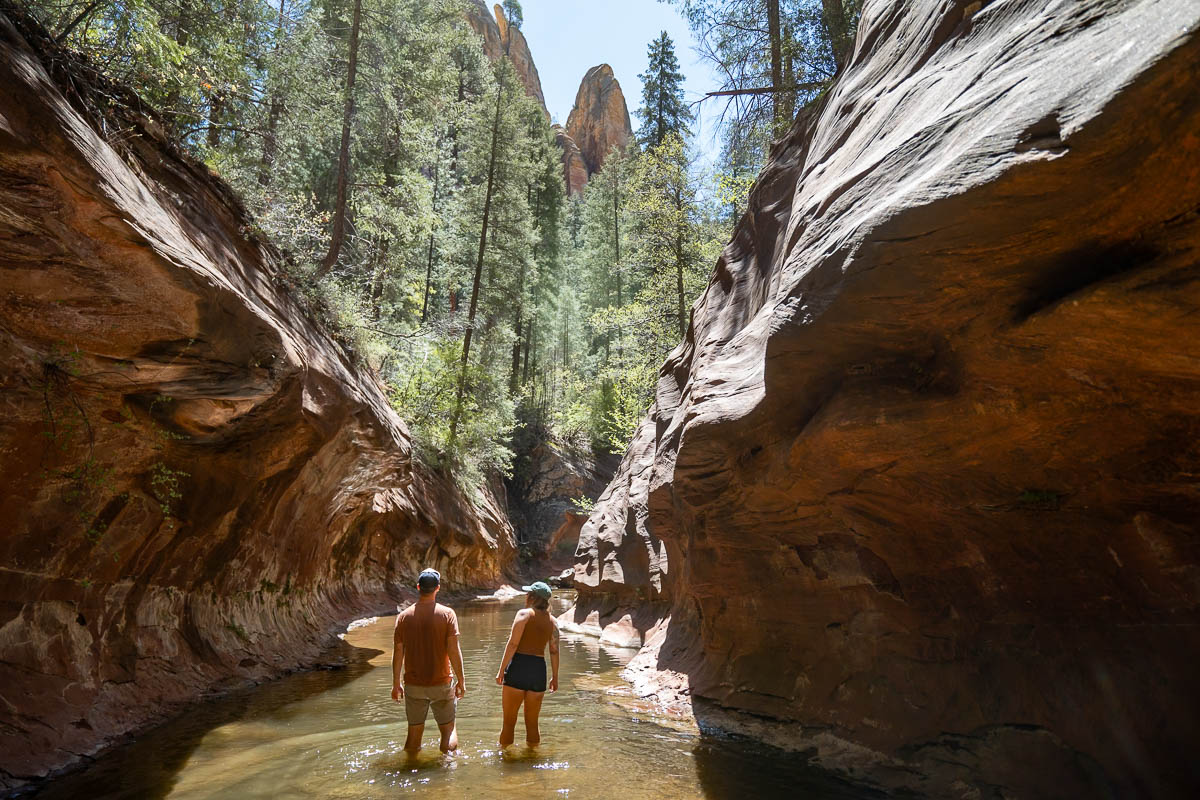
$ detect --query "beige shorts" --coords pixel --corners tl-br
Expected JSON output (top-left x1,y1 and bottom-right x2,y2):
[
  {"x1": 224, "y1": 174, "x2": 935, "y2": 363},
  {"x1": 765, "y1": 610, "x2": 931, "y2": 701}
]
[{"x1": 404, "y1": 683, "x2": 456, "y2": 726}]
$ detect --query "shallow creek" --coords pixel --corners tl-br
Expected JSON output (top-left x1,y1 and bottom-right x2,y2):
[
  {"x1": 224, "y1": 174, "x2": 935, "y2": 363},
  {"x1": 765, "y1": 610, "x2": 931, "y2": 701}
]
[{"x1": 30, "y1": 593, "x2": 884, "y2": 799}]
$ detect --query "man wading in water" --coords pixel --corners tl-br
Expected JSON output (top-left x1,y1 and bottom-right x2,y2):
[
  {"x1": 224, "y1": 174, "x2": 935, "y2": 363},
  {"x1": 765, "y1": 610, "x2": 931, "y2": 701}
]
[
  {"x1": 391, "y1": 568, "x2": 467, "y2": 753},
  {"x1": 495, "y1": 581, "x2": 560, "y2": 748}
]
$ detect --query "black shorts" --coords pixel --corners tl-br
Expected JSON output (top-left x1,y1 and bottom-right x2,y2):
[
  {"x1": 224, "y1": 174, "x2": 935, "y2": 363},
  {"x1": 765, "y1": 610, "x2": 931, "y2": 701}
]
[{"x1": 504, "y1": 652, "x2": 546, "y2": 692}]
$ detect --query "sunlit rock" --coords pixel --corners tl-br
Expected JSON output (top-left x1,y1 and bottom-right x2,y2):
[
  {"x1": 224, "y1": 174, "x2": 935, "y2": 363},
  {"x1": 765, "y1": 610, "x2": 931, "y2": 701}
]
[
  {"x1": 0, "y1": 11, "x2": 514, "y2": 791},
  {"x1": 571, "y1": 0, "x2": 1200, "y2": 796}
]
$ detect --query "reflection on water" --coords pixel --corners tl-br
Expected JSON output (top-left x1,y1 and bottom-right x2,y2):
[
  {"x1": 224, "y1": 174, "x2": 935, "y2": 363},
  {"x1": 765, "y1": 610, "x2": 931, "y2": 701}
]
[{"x1": 30, "y1": 594, "x2": 885, "y2": 799}]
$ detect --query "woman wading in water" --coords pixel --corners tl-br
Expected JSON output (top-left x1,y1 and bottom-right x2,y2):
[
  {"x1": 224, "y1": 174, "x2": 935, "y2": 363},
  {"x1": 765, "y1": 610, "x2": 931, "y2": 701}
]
[{"x1": 495, "y1": 581, "x2": 560, "y2": 747}]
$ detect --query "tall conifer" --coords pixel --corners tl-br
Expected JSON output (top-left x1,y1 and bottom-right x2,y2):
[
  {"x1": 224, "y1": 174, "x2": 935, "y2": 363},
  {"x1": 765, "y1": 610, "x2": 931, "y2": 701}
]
[{"x1": 635, "y1": 32, "x2": 693, "y2": 148}]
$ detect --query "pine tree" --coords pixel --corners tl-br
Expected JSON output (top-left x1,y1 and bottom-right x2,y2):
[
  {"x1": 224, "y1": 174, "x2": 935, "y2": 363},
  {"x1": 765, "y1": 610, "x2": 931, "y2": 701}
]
[
  {"x1": 502, "y1": 0, "x2": 523, "y2": 30},
  {"x1": 635, "y1": 32, "x2": 693, "y2": 148}
]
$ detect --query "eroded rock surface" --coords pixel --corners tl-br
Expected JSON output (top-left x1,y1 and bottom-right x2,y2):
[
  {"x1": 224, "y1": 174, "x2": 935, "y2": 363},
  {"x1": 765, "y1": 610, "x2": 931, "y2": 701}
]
[
  {"x1": 507, "y1": 435, "x2": 616, "y2": 560},
  {"x1": 565, "y1": 64, "x2": 633, "y2": 187},
  {"x1": 553, "y1": 124, "x2": 589, "y2": 197},
  {"x1": 466, "y1": 1, "x2": 548, "y2": 117},
  {"x1": 570, "y1": 0, "x2": 1200, "y2": 796},
  {"x1": 0, "y1": 12, "x2": 513, "y2": 791}
]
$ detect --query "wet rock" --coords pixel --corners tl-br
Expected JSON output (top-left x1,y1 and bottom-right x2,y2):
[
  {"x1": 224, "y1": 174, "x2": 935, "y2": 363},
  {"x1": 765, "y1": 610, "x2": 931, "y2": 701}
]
[
  {"x1": 572, "y1": 0, "x2": 1200, "y2": 796},
  {"x1": 565, "y1": 64, "x2": 633, "y2": 185},
  {"x1": 0, "y1": 11, "x2": 513, "y2": 791}
]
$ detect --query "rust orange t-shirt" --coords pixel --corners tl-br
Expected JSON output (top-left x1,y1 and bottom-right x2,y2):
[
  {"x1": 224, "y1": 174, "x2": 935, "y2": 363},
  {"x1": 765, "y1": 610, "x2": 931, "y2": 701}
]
[{"x1": 397, "y1": 601, "x2": 459, "y2": 686}]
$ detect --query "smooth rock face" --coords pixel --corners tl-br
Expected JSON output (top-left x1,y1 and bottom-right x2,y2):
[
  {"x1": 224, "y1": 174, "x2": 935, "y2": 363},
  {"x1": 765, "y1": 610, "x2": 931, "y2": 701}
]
[
  {"x1": 507, "y1": 439, "x2": 616, "y2": 558},
  {"x1": 0, "y1": 14, "x2": 513, "y2": 791},
  {"x1": 565, "y1": 64, "x2": 633, "y2": 187},
  {"x1": 465, "y1": 1, "x2": 548, "y2": 117},
  {"x1": 552, "y1": 124, "x2": 589, "y2": 197},
  {"x1": 572, "y1": 0, "x2": 1200, "y2": 796}
]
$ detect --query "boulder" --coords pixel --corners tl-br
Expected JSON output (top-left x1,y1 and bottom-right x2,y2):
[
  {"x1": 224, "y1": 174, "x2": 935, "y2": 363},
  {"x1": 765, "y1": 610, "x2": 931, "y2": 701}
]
[
  {"x1": 548, "y1": 567, "x2": 575, "y2": 589},
  {"x1": 572, "y1": 0, "x2": 1200, "y2": 796}
]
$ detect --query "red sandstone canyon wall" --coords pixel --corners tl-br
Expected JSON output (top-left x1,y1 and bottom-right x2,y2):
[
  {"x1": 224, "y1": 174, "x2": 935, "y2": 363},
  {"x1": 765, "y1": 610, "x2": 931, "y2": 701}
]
[
  {"x1": 568, "y1": 0, "x2": 1200, "y2": 796},
  {"x1": 0, "y1": 11, "x2": 513, "y2": 791}
]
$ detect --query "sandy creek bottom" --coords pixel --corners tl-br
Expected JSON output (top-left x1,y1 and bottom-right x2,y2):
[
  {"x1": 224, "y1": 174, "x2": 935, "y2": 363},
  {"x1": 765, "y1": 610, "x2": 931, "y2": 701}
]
[{"x1": 30, "y1": 593, "x2": 887, "y2": 799}]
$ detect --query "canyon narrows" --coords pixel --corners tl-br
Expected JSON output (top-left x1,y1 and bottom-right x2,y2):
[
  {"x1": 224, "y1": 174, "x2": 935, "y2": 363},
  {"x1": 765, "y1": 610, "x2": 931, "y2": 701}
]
[
  {"x1": 568, "y1": 0, "x2": 1200, "y2": 797},
  {"x1": 0, "y1": 10, "x2": 514, "y2": 790}
]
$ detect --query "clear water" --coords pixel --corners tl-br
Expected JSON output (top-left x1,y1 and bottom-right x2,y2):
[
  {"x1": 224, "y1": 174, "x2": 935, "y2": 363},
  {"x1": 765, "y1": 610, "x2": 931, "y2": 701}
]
[{"x1": 29, "y1": 594, "x2": 885, "y2": 799}]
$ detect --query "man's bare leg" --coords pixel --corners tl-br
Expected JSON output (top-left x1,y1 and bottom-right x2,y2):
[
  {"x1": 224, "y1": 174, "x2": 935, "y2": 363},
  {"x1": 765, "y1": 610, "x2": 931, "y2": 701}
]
[
  {"x1": 403, "y1": 724, "x2": 424, "y2": 754},
  {"x1": 438, "y1": 720, "x2": 458, "y2": 753},
  {"x1": 500, "y1": 685, "x2": 524, "y2": 747},
  {"x1": 523, "y1": 690, "x2": 544, "y2": 745}
]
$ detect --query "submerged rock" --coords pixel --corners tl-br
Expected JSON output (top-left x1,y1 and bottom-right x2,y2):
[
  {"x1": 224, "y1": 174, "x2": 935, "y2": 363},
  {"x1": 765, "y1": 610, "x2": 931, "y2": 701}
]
[
  {"x1": 0, "y1": 10, "x2": 513, "y2": 791},
  {"x1": 572, "y1": 0, "x2": 1200, "y2": 796}
]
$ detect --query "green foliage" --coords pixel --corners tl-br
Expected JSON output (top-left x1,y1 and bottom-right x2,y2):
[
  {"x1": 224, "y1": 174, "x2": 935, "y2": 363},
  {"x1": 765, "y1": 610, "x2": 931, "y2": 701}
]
[
  {"x1": 571, "y1": 496, "x2": 596, "y2": 513},
  {"x1": 669, "y1": 0, "x2": 862, "y2": 178},
  {"x1": 501, "y1": 0, "x2": 523, "y2": 29},
  {"x1": 225, "y1": 620, "x2": 251, "y2": 642},
  {"x1": 636, "y1": 31, "x2": 693, "y2": 148},
  {"x1": 28, "y1": 0, "x2": 747, "y2": 489}
]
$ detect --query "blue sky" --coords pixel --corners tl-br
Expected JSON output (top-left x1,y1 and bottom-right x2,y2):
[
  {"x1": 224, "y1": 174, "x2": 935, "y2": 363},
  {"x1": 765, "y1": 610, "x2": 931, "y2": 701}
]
[{"x1": 515, "y1": 0, "x2": 722, "y2": 165}]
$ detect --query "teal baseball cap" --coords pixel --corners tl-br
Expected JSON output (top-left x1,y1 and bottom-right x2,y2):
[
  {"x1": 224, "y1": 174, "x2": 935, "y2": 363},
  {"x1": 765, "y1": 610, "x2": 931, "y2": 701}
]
[{"x1": 522, "y1": 581, "x2": 552, "y2": 599}]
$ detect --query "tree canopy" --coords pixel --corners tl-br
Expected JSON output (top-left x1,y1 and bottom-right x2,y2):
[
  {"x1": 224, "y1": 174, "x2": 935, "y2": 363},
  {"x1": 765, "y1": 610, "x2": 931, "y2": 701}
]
[{"x1": 635, "y1": 31, "x2": 693, "y2": 148}]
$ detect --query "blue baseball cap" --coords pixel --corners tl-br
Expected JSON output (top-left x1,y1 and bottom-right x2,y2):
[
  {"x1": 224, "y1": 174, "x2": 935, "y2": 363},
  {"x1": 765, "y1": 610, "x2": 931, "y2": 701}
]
[
  {"x1": 418, "y1": 568, "x2": 441, "y2": 591},
  {"x1": 522, "y1": 581, "x2": 552, "y2": 599}
]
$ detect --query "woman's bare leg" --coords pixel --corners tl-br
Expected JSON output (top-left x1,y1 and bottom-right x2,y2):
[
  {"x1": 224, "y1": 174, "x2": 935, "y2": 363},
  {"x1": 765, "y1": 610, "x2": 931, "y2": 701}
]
[
  {"x1": 500, "y1": 685, "x2": 524, "y2": 747},
  {"x1": 523, "y1": 690, "x2": 545, "y2": 745}
]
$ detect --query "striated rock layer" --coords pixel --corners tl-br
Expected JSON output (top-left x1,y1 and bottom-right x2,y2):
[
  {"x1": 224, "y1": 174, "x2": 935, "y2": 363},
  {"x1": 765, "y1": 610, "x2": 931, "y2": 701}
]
[
  {"x1": 565, "y1": 64, "x2": 633, "y2": 191},
  {"x1": 0, "y1": 11, "x2": 513, "y2": 791},
  {"x1": 570, "y1": 0, "x2": 1200, "y2": 796}
]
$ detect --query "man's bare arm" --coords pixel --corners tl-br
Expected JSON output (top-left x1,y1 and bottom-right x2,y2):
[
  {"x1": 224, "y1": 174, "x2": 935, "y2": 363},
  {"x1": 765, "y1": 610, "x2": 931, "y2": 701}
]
[
  {"x1": 391, "y1": 616, "x2": 405, "y2": 701},
  {"x1": 448, "y1": 632, "x2": 467, "y2": 698}
]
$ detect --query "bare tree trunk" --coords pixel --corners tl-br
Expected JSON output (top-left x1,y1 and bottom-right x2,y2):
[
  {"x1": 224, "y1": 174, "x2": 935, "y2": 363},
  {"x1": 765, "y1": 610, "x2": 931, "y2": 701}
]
[
  {"x1": 675, "y1": 187, "x2": 686, "y2": 337},
  {"x1": 522, "y1": 319, "x2": 532, "y2": 385},
  {"x1": 822, "y1": 0, "x2": 853, "y2": 72},
  {"x1": 258, "y1": 0, "x2": 287, "y2": 186},
  {"x1": 780, "y1": 21, "x2": 795, "y2": 123},
  {"x1": 54, "y1": 0, "x2": 104, "y2": 42},
  {"x1": 767, "y1": 0, "x2": 787, "y2": 135},
  {"x1": 420, "y1": 141, "x2": 441, "y2": 322},
  {"x1": 318, "y1": 0, "x2": 363, "y2": 278},
  {"x1": 369, "y1": 237, "x2": 390, "y2": 320},
  {"x1": 510, "y1": 316, "x2": 523, "y2": 395},
  {"x1": 206, "y1": 93, "x2": 224, "y2": 149},
  {"x1": 612, "y1": 164, "x2": 624, "y2": 361},
  {"x1": 450, "y1": 83, "x2": 504, "y2": 444}
]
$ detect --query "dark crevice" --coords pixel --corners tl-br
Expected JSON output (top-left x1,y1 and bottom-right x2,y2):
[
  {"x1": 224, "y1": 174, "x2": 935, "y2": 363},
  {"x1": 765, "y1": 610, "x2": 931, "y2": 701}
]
[{"x1": 1013, "y1": 239, "x2": 1160, "y2": 321}]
